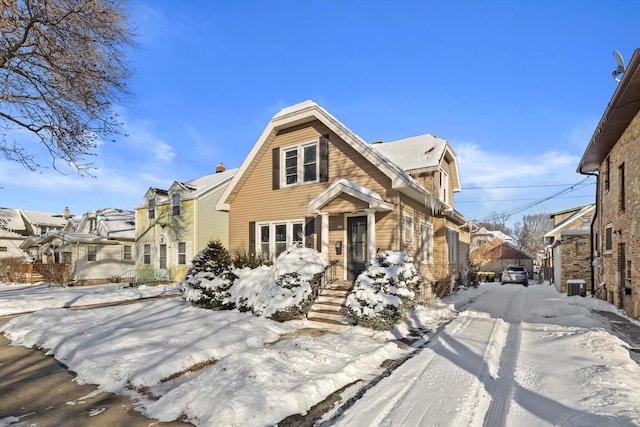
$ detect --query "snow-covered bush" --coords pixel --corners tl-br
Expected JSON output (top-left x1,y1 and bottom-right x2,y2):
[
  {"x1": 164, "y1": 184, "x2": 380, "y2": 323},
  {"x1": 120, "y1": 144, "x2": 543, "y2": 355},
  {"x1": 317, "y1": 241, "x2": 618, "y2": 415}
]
[
  {"x1": 345, "y1": 250, "x2": 422, "y2": 330},
  {"x1": 181, "y1": 240, "x2": 236, "y2": 309},
  {"x1": 229, "y1": 246, "x2": 327, "y2": 321},
  {"x1": 182, "y1": 244, "x2": 328, "y2": 321}
]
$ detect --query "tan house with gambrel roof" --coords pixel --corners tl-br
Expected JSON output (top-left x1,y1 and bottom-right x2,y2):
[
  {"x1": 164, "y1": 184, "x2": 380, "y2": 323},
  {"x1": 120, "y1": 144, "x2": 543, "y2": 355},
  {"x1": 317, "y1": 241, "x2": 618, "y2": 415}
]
[{"x1": 216, "y1": 101, "x2": 470, "y2": 298}]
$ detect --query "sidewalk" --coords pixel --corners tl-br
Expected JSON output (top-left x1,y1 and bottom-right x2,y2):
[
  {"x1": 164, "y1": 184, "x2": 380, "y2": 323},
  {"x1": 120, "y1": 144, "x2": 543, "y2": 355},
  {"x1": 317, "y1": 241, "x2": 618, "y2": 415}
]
[{"x1": 594, "y1": 310, "x2": 640, "y2": 359}]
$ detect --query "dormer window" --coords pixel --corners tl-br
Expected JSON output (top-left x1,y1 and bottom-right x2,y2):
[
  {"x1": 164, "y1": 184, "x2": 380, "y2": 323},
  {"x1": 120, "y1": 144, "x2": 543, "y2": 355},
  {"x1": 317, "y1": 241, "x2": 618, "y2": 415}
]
[
  {"x1": 172, "y1": 193, "x2": 181, "y2": 216},
  {"x1": 148, "y1": 198, "x2": 155, "y2": 220},
  {"x1": 440, "y1": 169, "x2": 449, "y2": 205}
]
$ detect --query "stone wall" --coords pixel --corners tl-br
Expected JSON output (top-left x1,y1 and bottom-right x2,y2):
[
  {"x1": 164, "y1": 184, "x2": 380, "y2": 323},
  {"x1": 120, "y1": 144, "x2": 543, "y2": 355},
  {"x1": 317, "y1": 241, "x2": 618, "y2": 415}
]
[{"x1": 559, "y1": 230, "x2": 591, "y2": 293}]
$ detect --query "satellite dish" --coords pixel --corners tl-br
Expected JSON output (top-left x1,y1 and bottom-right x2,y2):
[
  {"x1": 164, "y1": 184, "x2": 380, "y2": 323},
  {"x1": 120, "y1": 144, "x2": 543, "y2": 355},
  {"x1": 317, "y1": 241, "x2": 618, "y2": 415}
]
[{"x1": 612, "y1": 51, "x2": 626, "y2": 83}]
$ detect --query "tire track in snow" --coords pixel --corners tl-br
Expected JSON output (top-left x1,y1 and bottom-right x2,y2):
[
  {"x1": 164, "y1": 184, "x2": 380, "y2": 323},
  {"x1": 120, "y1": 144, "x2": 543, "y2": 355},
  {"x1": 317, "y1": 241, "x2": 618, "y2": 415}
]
[{"x1": 482, "y1": 286, "x2": 526, "y2": 426}]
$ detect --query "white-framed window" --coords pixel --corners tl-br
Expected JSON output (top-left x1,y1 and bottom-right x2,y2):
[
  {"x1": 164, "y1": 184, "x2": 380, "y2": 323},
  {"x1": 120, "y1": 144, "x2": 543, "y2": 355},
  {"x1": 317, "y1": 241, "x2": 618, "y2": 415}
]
[
  {"x1": 148, "y1": 198, "x2": 155, "y2": 220},
  {"x1": 40, "y1": 226, "x2": 47, "y2": 236},
  {"x1": 143, "y1": 243, "x2": 152, "y2": 265},
  {"x1": 87, "y1": 245, "x2": 97, "y2": 262},
  {"x1": 256, "y1": 220, "x2": 305, "y2": 259},
  {"x1": 404, "y1": 214, "x2": 414, "y2": 244},
  {"x1": 178, "y1": 242, "x2": 187, "y2": 265},
  {"x1": 604, "y1": 224, "x2": 613, "y2": 253},
  {"x1": 0, "y1": 246, "x2": 7, "y2": 252},
  {"x1": 420, "y1": 221, "x2": 433, "y2": 264},
  {"x1": 171, "y1": 193, "x2": 181, "y2": 216},
  {"x1": 282, "y1": 141, "x2": 318, "y2": 187},
  {"x1": 123, "y1": 245, "x2": 132, "y2": 261},
  {"x1": 440, "y1": 168, "x2": 449, "y2": 205},
  {"x1": 446, "y1": 228, "x2": 459, "y2": 264}
]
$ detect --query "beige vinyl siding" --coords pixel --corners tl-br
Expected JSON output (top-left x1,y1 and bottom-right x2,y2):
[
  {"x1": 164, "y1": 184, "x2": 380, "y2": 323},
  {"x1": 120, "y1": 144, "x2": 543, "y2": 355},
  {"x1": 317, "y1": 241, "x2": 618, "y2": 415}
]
[
  {"x1": 196, "y1": 185, "x2": 230, "y2": 251},
  {"x1": 228, "y1": 119, "x2": 394, "y2": 254}
]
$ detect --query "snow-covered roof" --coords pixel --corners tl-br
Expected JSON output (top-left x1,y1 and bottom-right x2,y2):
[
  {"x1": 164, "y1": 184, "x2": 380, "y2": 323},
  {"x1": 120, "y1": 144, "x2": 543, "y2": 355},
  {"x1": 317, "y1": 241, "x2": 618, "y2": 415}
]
[
  {"x1": 77, "y1": 208, "x2": 136, "y2": 240},
  {"x1": 216, "y1": 100, "x2": 445, "y2": 214},
  {"x1": 20, "y1": 209, "x2": 69, "y2": 227},
  {"x1": 37, "y1": 230, "x2": 118, "y2": 245},
  {"x1": 371, "y1": 134, "x2": 447, "y2": 172},
  {"x1": 0, "y1": 208, "x2": 26, "y2": 233},
  {"x1": 308, "y1": 179, "x2": 394, "y2": 214},
  {"x1": 143, "y1": 169, "x2": 237, "y2": 207}
]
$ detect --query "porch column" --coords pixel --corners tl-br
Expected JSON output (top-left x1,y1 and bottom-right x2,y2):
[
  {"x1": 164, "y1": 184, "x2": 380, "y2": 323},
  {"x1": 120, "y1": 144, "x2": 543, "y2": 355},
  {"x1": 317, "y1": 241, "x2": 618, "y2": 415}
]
[
  {"x1": 366, "y1": 208, "x2": 376, "y2": 260},
  {"x1": 320, "y1": 213, "x2": 329, "y2": 262}
]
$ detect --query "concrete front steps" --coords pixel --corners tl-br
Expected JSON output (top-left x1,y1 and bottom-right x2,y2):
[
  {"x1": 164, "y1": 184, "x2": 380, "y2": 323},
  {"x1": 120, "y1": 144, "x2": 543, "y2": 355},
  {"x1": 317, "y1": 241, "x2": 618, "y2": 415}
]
[{"x1": 306, "y1": 282, "x2": 353, "y2": 330}]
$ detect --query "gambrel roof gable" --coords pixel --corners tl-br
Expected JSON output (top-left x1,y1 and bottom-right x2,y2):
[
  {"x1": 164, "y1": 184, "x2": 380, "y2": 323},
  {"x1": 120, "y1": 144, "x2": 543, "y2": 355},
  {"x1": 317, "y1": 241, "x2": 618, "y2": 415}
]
[{"x1": 216, "y1": 100, "x2": 444, "y2": 213}]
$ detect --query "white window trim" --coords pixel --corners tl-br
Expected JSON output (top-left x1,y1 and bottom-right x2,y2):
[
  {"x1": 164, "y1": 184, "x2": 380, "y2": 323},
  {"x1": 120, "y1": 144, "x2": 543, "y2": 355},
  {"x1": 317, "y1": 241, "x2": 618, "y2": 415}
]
[
  {"x1": 87, "y1": 244, "x2": 98, "y2": 262},
  {"x1": 280, "y1": 140, "x2": 319, "y2": 188},
  {"x1": 171, "y1": 192, "x2": 181, "y2": 216},
  {"x1": 420, "y1": 221, "x2": 434, "y2": 264},
  {"x1": 123, "y1": 245, "x2": 133, "y2": 261},
  {"x1": 143, "y1": 243, "x2": 152, "y2": 265},
  {"x1": 404, "y1": 214, "x2": 414, "y2": 244},
  {"x1": 256, "y1": 219, "x2": 305, "y2": 259},
  {"x1": 440, "y1": 168, "x2": 449, "y2": 205},
  {"x1": 604, "y1": 224, "x2": 613, "y2": 254}
]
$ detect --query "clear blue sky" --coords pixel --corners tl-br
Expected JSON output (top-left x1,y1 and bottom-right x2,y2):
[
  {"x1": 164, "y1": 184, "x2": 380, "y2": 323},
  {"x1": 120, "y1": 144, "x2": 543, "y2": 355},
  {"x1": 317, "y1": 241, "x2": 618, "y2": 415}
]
[{"x1": 1, "y1": 1, "x2": 638, "y2": 227}]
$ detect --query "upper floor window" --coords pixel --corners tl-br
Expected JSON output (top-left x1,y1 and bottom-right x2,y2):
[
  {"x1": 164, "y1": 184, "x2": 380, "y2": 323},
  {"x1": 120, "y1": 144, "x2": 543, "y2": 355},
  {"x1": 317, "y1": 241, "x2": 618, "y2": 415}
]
[
  {"x1": 581, "y1": 216, "x2": 592, "y2": 229},
  {"x1": 440, "y1": 169, "x2": 449, "y2": 205},
  {"x1": 282, "y1": 142, "x2": 318, "y2": 186},
  {"x1": 148, "y1": 198, "x2": 155, "y2": 220},
  {"x1": 172, "y1": 193, "x2": 181, "y2": 216},
  {"x1": 40, "y1": 226, "x2": 47, "y2": 236},
  {"x1": 0, "y1": 246, "x2": 7, "y2": 252},
  {"x1": 87, "y1": 245, "x2": 97, "y2": 262}
]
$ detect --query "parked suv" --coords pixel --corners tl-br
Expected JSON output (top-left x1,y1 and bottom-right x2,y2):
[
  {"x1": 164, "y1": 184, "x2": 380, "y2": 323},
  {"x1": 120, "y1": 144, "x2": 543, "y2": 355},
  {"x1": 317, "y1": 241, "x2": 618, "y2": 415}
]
[{"x1": 501, "y1": 265, "x2": 529, "y2": 286}]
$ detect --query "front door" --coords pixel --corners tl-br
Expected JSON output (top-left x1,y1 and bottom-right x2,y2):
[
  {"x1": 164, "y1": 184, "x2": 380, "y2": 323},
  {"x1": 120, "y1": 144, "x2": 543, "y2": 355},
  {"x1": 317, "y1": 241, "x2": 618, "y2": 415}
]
[
  {"x1": 347, "y1": 216, "x2": 367, "y2": 281},
  {"x1": 158, "y1": 243, "x2": 168, "y2": 280}
]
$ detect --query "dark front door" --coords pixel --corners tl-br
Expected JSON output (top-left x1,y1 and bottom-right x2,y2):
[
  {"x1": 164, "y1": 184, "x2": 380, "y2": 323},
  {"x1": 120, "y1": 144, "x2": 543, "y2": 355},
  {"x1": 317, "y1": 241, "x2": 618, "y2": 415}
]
[
  {"x1": 347, "y1": 216, "x2": 367, "y2": 281},
  {"x1": 619, "y1": 242, "x2": 626, "y2": 310}
]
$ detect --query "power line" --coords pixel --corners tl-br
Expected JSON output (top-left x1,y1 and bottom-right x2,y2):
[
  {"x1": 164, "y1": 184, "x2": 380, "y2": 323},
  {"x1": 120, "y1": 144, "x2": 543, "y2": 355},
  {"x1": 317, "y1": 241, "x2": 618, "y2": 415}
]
[
  {"x1": 471, "y1": 176, "x2": 595, "y2": 222},
  {"x1": 457, "y1": 195, "x2": 594, "y2": 203},
  {"x1": 463, "y1": 182, "x2": 596, "y2": 190}
]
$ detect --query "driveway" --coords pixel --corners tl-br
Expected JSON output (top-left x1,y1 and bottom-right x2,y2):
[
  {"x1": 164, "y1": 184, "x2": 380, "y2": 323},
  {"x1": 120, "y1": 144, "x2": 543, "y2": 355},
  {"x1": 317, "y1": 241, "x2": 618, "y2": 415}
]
[{"x1": 0, "y1": 314, "x2": 190, "y2": 426}]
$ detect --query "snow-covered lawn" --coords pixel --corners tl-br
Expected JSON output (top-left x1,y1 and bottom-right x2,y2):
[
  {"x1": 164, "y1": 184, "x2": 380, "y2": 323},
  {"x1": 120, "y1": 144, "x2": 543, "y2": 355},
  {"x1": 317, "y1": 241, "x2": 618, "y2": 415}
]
[
  {"x1": 2, "y1": 281, "x2": 640, "y2": 426},
  {"x1": 0, "y1": 282, "x2": 180, "y2": 315}
]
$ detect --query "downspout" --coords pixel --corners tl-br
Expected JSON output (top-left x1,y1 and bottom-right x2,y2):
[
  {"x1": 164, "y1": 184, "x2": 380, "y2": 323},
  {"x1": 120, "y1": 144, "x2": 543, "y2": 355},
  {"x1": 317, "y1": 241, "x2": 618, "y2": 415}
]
[{"x1": 579, "y1": 170, "x2": 599, "y2": 295}]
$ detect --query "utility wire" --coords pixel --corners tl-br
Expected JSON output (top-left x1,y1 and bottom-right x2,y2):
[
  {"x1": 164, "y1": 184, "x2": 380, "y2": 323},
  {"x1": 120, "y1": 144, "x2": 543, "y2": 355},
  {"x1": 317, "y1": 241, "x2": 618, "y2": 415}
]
[
  {"x1": 464, "y1": 182, "x2": 596, "y2": 190},
  {"x1": 471, "y1": 176, "x2": 595, "y2": 222}
]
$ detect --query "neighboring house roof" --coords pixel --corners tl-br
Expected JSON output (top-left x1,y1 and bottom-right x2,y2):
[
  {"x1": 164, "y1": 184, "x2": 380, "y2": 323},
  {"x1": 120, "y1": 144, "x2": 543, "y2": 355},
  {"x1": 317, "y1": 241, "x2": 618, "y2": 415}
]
[
  {"x1": 545, "y1": 204, "x2": 595, "y2": 239},
  {"x1": 38, "y1": 230, "x2": 119, "y2": 245},
  {"x1": 20, "y1": 209, "x2": 69, "y2": 228},
  {"x1": 473, "y1": 226, "x2": 514, "y2": 242},
  {"x1": 371, "y1": 134, "x2": 461, "y2": 192},
  {"x1": 0, "y1": 207, "x2": 26, "y2": 233},
  {"x1": 216, "y1": 100, "x2": 445, "y2": 213},
  {"x1": 471, "y1": 238, "x2": 534, "y2": 261},
  {"x1": 578, "y1": 48, "x2": 640, "y2": 173},
  {"x1": 77, "y1": 208, "x2": 136, "y2": 240},
  {"x1": 142, "y1": 169, "x2": 237, "y2": 207}
]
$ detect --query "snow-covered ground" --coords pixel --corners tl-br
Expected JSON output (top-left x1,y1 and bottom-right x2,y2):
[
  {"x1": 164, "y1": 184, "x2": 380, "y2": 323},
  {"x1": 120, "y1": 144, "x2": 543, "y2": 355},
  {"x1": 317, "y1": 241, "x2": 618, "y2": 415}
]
[{"x1": 1, "y1": 281, "x2": 640, "y2": 426}]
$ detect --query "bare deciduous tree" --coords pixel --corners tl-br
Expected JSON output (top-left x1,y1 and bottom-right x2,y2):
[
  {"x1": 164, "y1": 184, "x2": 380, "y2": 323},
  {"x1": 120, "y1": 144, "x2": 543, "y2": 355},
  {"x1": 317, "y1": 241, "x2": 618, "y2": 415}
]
[
  {"x1": 513, "y1": 212, "x2": 553, "y2": 258},
  {"x1": 0, "y1": 0, "x2": 134, "y2": 172}
]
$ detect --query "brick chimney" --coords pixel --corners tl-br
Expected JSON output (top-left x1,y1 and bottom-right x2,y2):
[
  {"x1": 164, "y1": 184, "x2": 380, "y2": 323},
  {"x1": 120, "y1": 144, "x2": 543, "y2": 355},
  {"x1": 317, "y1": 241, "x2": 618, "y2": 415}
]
[
  {"x1": 215, "y1": 162, "x2": 226, "y2": 173},
  {"x1": 63, "y1": 207, "x2": 70, "y2": 219}
]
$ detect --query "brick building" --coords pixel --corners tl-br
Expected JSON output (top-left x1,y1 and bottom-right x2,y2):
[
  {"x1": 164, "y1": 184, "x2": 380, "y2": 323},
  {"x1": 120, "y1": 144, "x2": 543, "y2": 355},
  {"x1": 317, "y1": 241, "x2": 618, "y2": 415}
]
[{"x1": 578, "y1": 48, "x2": 640, "y2": 318}]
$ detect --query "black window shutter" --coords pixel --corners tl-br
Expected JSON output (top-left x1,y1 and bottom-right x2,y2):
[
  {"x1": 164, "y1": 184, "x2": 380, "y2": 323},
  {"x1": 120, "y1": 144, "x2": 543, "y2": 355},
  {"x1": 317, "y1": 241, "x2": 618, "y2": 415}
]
[
  {"x1": 319, "y1": 135, "x2": 329, "y2": 182},
  {"x1": 272, "y1": 147, "x2": 280, "y2": 190},
  {"x1": 249, "y1": 221, "x2": 255, "y2": 256},
  {"x1": 305, "y1": 216, "x2": 315, "y2": 248}
]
